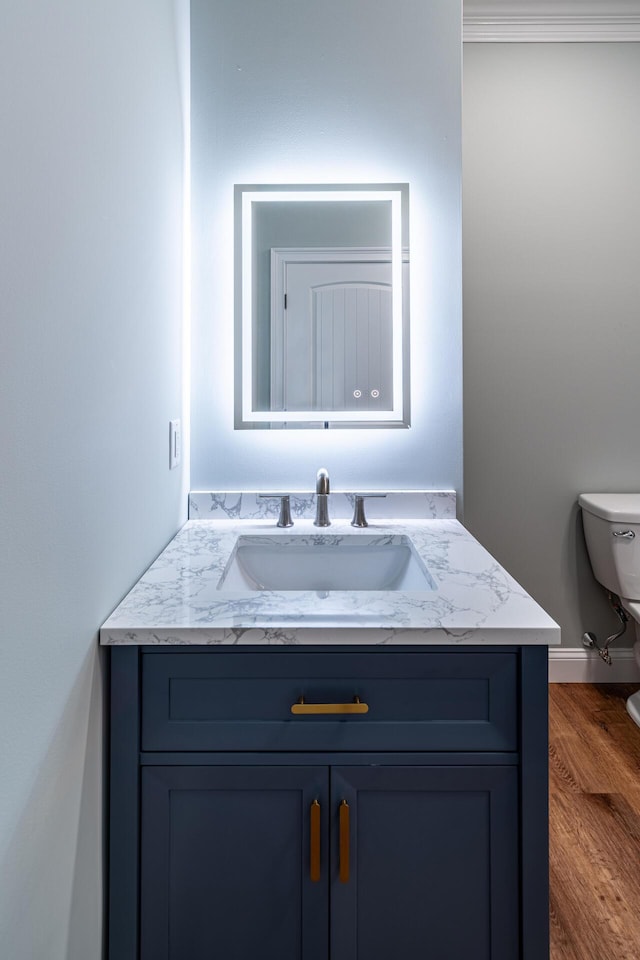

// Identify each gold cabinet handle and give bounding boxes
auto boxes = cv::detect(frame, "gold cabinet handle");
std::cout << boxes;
[310,800,321,882]
[291,696,369,715]
[339,800,350,883]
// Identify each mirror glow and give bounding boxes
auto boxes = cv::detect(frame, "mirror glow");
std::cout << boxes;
[236,184,409,429]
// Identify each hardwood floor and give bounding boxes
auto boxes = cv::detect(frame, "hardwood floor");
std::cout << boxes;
[549,684,640,960]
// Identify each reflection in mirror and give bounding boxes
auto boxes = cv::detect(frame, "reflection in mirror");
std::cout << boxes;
[234,184,410,429]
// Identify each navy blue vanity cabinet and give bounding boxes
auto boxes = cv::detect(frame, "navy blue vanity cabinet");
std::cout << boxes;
[108,646,549,960]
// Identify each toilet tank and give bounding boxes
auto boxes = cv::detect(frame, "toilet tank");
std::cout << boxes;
[579,493,640,601]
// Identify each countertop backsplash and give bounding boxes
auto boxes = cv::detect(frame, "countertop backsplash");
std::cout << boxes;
[188,490,457,522]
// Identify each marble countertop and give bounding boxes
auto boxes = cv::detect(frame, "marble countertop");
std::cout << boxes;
[100,517,560,646]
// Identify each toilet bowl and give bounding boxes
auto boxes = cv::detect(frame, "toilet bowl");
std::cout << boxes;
[578,493,640,730]
[622,600,640,726]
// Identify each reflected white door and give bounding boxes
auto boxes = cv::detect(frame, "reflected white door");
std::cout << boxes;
[273,260,393,413]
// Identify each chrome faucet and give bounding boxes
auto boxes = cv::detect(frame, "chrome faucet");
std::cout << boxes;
[314,467,331,527]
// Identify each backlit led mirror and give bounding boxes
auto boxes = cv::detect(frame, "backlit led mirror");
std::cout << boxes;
[234,183,410,429]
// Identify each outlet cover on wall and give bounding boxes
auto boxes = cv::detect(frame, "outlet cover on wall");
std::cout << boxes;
[169,419,181,469]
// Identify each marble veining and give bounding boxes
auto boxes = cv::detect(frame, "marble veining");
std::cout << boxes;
[100,516,559,646]
[188,490,456,521]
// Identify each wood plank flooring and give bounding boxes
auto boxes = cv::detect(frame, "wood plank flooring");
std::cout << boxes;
[549,684,640,960]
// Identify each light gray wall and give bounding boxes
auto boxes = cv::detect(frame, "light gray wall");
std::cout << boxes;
[0,2,188,957]
[190,0,462,495]
[463,42,640,648]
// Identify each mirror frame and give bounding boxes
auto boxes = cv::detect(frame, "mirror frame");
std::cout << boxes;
[234,183,410,430]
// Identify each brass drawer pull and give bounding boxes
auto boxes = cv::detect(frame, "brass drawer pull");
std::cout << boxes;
[291,696,369,716]
[339,800,350,883]
[310,799,321,882]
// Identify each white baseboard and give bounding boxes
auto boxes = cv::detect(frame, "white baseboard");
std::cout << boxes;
[549,647,640,683]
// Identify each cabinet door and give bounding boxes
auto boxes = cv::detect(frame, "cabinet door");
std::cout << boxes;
[141,766,328,960]
[331,765,520,960]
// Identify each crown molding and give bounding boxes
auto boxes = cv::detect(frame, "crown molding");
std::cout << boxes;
[463,1,640,42]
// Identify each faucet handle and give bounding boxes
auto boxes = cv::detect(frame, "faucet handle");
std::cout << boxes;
[351,494,387,528]
[258,494,294,528]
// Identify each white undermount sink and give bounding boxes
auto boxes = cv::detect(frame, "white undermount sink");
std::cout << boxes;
[217,534,435,592]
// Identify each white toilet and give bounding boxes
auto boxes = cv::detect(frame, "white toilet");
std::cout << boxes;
[579,493,640,728]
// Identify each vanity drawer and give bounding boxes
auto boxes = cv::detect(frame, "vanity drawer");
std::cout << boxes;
[141,650,518,752]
